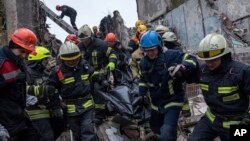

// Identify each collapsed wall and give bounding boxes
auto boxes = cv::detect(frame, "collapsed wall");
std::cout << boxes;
[0,0,61,56]
[136,0,250,56]
[99,10,130,48]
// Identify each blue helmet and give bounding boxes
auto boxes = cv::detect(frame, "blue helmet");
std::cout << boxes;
[140,30,163,50]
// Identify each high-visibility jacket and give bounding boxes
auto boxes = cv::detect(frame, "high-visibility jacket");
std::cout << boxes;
[78,37,117,71]
[200,59,250,127]
[25,61,50,120]
[139,49,198,113]
[46,59,94,116]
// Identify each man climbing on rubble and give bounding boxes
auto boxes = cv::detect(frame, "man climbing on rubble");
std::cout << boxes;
[46,42,97,141]
[139,30,198,141]
[0,27,40,140]
[162,31,192,117]
[77,24,117,125]
[188,33,250,141]
[25,46,55,141]
[56,5,78,30]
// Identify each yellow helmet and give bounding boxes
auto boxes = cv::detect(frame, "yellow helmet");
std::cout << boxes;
[28,46,51,61]
[135,20,144,28]
[137,25,147,34]
[197,33,230,60]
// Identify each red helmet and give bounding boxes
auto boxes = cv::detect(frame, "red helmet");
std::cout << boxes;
[56,5,61,11]
[65,34,80,44]
[10,27,37,53]
[105,33,117,42]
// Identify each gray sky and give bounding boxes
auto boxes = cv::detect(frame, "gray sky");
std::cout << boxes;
[41,0,138,41]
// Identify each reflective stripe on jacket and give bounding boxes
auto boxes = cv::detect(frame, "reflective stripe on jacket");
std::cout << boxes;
[200,60,250,118]
[139,49,198,113]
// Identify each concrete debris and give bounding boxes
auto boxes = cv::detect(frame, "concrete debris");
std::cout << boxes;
[220,13,233,30]
[99,10,130,48]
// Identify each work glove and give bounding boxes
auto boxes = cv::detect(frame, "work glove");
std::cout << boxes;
[0,124,10,141]
[106,62,115,71]
[26,94,38,107]
[50,107,63,118]
[168,64,186,80]
[45,58,56,72]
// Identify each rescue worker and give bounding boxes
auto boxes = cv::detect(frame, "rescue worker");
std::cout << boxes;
[155,25,170,37]
[128,20,145,52]
[188,33,250,141]
[130,24,148,80]
[46,42,97,141]
[77,24,117,125]
[65,34,80,44]
[25,46,54,141]
[139,30,198,141]
[92,26,104,40]
[162,31,191,117]
[162,31,181,50]
[105,32,131,84]
[0,27,40,140]
[56,5,78,30]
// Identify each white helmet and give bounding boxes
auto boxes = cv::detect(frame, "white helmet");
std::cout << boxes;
[59,41,80,60]
[162,31,177,42]
[197,33,230,61]
[77,24,92,40]
[155,25,169,34]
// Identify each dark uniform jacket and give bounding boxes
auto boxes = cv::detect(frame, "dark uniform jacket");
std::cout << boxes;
[25,61,51,120]
[59,5,77,19]
[78,37,117,71]
[200,59,250,119]
[46,59,94,116]
[0,46,29,135]
[139,49,198,113]
[112,42,130,70]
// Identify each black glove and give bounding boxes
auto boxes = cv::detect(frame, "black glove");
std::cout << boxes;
[50,107,63,118]
[241,111,250,125]
[143,96,151,106]
[133,77,139,84]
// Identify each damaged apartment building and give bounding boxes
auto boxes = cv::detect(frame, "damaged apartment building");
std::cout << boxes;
[136,0,250,139]
[136,0,250,63]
